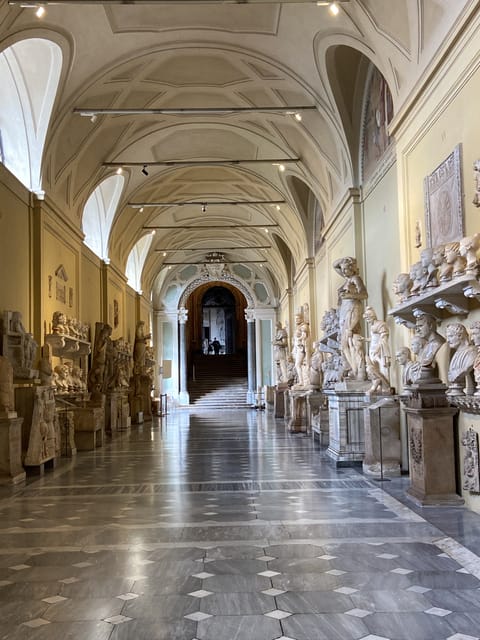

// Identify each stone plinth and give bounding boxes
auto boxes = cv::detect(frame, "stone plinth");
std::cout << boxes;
[403,384,464,506]
[118,392,130,431]
[57,408,76,457]
[129,374,152,423]
[287,389,308,433]
[307,391,329,446]
[15,385,57,472]
[105,391,119,436]
[274,385,288,418]
[0,415,26,484]
[326,387,369,466]
[72,405,104,451]
[363,396,401,477]
[264,385,275,412]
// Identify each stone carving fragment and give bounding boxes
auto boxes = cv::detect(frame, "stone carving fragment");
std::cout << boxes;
[461,427,480,492]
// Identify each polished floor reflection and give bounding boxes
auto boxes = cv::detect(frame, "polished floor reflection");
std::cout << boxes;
[1,409,480,640]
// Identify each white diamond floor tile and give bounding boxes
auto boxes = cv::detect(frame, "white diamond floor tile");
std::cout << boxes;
[345,608,372,618]
[262,588,286,596]
[447,635,480,640]
[326,569,346,576]
[390,568,413,575]
[258,570,280,577]
[335,587,358,595]
[193,572,214,579]
[425,607,452,617]
[42,595,68,604]
[22,619,50,628]
[318,555,337,560]
[406,585,431,594]
[264,609,292,620]
[59,577,80,584]
[376,554,398,559]
[257,556,276,562]
[9,564,31,571]
[184,612,212,622]
[116,593,139,601]
[104,615,133,625]
[188,590,213,598]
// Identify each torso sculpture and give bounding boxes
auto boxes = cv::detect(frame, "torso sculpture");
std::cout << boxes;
[292,309,310,388]
[272,322,288,384]
[363,306,391,393]
[333,257,367,380]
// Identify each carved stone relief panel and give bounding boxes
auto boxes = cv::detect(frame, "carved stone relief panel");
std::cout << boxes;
[461,427,480,493]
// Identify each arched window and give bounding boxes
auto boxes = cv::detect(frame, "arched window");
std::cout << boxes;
[126,233,153,293]
[82,175,124,261]
[0,38,62,193]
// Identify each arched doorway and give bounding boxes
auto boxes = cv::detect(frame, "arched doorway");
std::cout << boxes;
[201,286,236,355]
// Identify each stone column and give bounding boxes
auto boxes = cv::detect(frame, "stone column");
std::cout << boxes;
[245,309,256,405]
[178,307,189,406]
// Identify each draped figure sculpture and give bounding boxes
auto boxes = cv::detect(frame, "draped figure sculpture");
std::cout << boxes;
[333,257,368,380]
[272,321,288,384]
[133,321,152,375]
[292,307,310,388]
[363,306,391,393]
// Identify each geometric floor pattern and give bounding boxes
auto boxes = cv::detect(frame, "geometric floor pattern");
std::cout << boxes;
[1,409,480,640]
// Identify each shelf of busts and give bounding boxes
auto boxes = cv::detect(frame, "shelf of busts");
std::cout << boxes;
[388,273,480,328]
[448,395,480,415]
[45,333,91,358]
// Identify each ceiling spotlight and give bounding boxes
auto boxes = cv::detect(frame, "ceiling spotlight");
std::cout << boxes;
[116,167,123,175]
[276,205,281,211]
[139,207,144,213]
[329,2,340,15]
[201,203,207,213]
[35,5,46,18]
[294,112,302,122]
[151,230,156,236]
[264,228,269,234]
[142,165,149,176]
[163,252,167,257]
[278,164,286,172]
[90,114,97,124]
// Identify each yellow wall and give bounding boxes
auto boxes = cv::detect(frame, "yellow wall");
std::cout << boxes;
[0,166,32,329]
[393,19,480,510]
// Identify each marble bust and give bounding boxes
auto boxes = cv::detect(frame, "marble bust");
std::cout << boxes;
[414,313,445,382]
[445,323,477,395]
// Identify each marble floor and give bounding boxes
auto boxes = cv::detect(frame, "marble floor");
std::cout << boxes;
[1,409,480,640]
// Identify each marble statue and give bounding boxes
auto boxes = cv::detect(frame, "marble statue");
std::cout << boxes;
[88,322,113,395]
[438,241,466,282]
[409,261,425,295]
[460,233,480,275]
[395,347,415,389]
[392,272,413,303]
[473,159,480,208]
[272,321,289,384]
[470,321,480,396]
[309,341,324,389]
[52,311,67,334]
[363,306,391,390]
[0,355,15,414]
[333,256,367,380]
[414,312,445,382]
[419,247,440,289]
[445,323,477,395]
[292,306,310,388]
[133,321,151,375]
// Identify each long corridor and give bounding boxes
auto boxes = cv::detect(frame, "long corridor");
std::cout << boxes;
[1,410,480,640]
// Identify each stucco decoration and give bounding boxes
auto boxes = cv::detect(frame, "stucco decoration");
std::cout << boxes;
[179,272,255,308]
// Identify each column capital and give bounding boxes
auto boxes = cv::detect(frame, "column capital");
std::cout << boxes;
[245,308,255,323]
[178,307,188,324]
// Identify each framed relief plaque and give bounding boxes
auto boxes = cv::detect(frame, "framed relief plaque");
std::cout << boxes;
[424,144,464,248]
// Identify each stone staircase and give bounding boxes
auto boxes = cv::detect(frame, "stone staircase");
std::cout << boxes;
[188,354,250,409]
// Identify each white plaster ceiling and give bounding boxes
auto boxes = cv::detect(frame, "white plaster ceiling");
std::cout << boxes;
[0,0,475,298]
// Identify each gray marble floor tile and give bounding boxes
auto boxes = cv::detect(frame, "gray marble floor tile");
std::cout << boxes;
[1,620,114,640]
[271,572,340,592]
[43,597,124,622]
[423,588,480,612]
[203,573,271,593]
[109,618,197,640]
[444,612,480,637]
[197,614,281,640]
[282,612,369,640]
[122,594,198,620]
[350,589,431,612]
[276,590,354,613]
[200,592,273,615]
[363,612,456,640]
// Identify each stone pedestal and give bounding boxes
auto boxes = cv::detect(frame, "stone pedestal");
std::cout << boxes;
[56,408,76,457]
[264,385,275,412]
[307,391,329,446]
[0,415,26,484]
[287,389,308,433]
[118,392,130,430]
[403,384,464,506]
[105,391,119,437]
[129,374,152,423]
[326,384,369,466]
[72,405,104,451]
[15,385,57,472]
[363,395,401,477]
[274,387,286,418]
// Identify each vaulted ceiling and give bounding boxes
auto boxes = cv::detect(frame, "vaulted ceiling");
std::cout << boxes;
[0,0,473,299]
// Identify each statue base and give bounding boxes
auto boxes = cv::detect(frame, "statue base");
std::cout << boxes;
[274,386,287,418]
[71,404,104,451]
[287,389,308,433]
[307,391,329,446]
[362,396,401,478]
[403,384,464,506]
[0,416,26,484]
[325,389,368,466]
